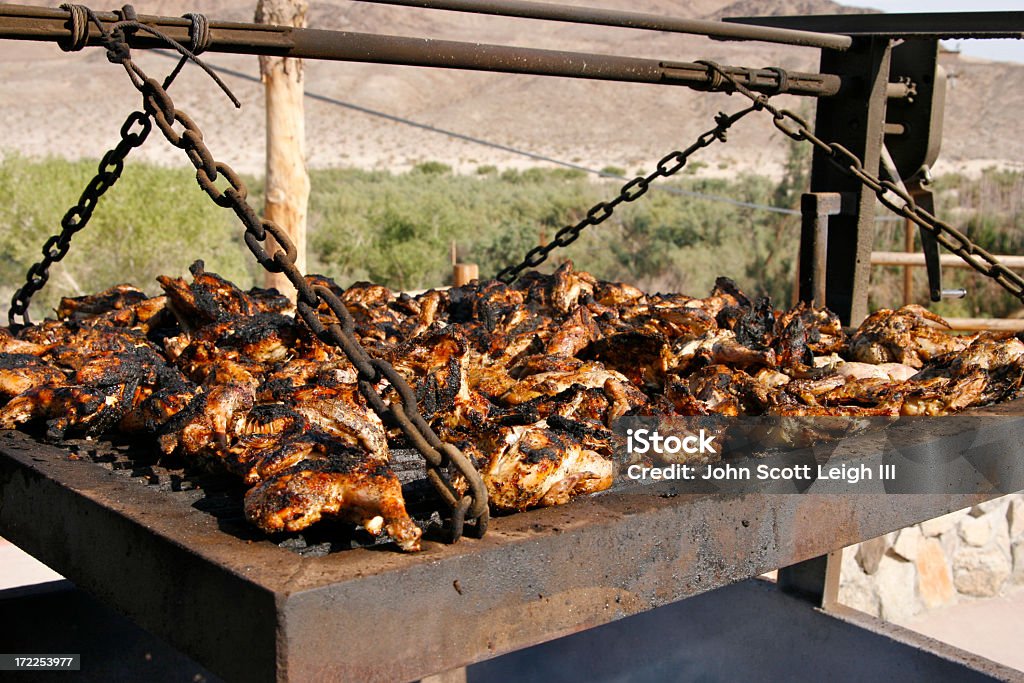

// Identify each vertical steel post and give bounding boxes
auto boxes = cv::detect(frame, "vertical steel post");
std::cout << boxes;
[806,37,893,325]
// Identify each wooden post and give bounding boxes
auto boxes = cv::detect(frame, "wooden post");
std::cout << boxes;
[256,0,310,300]
[452,263,479,287]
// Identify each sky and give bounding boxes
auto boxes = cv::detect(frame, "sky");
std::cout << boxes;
[857,0,1024,63]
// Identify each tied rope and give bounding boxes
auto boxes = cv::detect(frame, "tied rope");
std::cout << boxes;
[57,3,239,107]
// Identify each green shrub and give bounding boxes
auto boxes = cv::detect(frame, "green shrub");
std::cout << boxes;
[0,154,253,320]
[410,161,452,175]
[4,155,1022,319]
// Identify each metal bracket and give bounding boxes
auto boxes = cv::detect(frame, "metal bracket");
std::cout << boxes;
[913,184,967,301]
[881,145,966,303]
[885,39,946,186]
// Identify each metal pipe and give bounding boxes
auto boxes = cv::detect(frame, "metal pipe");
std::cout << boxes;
[725,11,1024,40]
[0,5,843,97]
[352,0,853,51]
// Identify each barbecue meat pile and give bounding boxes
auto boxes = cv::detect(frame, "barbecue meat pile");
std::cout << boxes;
[2,260,1023,551]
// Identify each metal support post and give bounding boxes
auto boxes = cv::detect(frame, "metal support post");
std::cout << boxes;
[807,37,893,325]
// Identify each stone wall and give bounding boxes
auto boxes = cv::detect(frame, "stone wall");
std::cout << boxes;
[838,493,1024,622]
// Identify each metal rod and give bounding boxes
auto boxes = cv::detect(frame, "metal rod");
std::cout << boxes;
[353,0,853,51]
[903,220,914,305]
[0,5,843,97]
[725,11,1024,40]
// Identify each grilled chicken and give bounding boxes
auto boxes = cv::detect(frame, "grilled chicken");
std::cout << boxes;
[849,305,969,368]
[3,258,1021,552]
[244,452,422,551]
[0,353,66,399]
[479,420,614,511]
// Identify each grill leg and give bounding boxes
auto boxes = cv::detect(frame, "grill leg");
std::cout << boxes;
[798,191,845,307]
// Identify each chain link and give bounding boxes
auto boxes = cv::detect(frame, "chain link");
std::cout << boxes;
[698,60,1024,305]
[15,6,488,542]
[494,104,761,283]
[7,5,220,327]
[130,73,488,541]
[7,110,153,327]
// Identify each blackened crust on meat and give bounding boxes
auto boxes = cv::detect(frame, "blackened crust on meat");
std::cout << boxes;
[0,353,55,370]
[724,296,776,350]
[519,429,566,465]
[545,414,607,440]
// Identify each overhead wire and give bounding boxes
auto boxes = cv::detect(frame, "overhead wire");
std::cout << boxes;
[151,50,901,221]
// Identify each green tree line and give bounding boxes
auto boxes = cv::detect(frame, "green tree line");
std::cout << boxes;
[1,153,1021,321]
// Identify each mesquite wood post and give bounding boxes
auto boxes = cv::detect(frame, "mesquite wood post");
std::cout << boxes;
[256,0,310,299]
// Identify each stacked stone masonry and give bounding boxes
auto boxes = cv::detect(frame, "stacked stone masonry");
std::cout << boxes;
[839,493,1024,622]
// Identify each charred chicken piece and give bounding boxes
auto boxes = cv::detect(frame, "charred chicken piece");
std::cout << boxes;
[158,261,264,330]
[545,306,602,358]
[581,332,672,390]
[673,329,777,372]
[0,354,66,400]
[500,358,647,412]
[901,335,1024,415]
[0,384,129,440]
[849,305,969,368]
[0,331,51,356]
[282,384,390,459]
[157,383,256,457]
[244,453,422,552]
[685,364,787,416]
[776,302,845,355]
[56,284,149,321]
[479,419,614,511]
[718,296,776,350]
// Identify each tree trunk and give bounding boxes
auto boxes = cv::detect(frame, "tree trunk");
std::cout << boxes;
[256,0,310,300]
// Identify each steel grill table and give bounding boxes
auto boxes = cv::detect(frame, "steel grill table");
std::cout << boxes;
[4,397,1024,681]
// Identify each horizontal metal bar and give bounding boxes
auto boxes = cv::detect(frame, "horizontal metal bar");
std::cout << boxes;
[353,0,852,50]
[0,5,842,97]
[726,12,1024,40]
[871,250,1024,269]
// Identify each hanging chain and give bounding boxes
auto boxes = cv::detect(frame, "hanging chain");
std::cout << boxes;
[7,111,152,327]
[494,103,761,283]
[7,5,219,328]
[697,60,1024,304]
[57,8,489,541]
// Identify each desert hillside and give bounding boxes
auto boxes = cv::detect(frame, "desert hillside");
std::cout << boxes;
[0,0,1021,176]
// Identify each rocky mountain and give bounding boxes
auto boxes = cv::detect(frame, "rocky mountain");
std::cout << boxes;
[0,0,1021,177]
